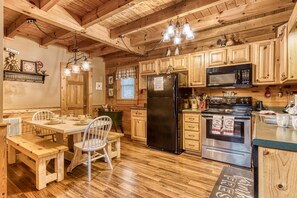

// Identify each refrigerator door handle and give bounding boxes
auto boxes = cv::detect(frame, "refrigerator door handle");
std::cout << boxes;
[173,75,177,118]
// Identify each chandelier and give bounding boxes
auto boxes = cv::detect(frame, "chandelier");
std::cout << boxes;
[162,18,194,45]
[64,34,91,77]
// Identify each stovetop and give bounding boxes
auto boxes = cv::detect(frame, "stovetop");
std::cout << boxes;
[202,96,253,116]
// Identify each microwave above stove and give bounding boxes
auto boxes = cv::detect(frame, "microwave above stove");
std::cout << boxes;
[206,64,252,88]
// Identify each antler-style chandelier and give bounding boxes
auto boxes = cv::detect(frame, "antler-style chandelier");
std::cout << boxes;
[64,34,91,77]
[162,18,194,45]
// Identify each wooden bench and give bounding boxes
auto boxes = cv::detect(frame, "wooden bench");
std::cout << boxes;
[6,134,68,190]
[106,132,124,159]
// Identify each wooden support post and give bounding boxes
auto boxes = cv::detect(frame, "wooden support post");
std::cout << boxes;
[36,158,46,190]
[7,145,16,164]
[55,152,64,182]
[0,124,8,198]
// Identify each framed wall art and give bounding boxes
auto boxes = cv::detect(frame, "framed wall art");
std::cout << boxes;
[108,88,114,98]
[107,74,114,87]
[21,60,37,73]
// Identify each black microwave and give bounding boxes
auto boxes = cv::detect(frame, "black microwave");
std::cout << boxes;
[206,64,252,88]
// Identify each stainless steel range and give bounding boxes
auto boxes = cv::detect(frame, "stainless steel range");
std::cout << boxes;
[201,96,252,168]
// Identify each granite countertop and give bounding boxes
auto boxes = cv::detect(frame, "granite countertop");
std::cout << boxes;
[181,109,202,113]
[130,106,147,110]
[253,114,297,151]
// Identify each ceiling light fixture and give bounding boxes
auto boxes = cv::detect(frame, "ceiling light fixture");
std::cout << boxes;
[64,33,91,77]
[162,18,194,45]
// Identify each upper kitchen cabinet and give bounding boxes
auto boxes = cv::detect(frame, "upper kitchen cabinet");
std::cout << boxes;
[189,52,205,87]
[278,23,288,83]
[158,57,172,73]
[208,44,250,67]
[171,55,189,71]
[139,60,158,75]
[288,23,297,82]
[208,49,227,66]
[253,40,276,85]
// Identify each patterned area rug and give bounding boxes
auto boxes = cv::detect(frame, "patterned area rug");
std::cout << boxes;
[210,166,254,198]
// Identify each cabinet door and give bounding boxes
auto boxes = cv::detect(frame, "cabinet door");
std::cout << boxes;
[208,49,227,66]
[139,60,157,75]
[228,44,250,64]
[279,24,288,82]
[131,117,147,142]
[189,52,205,87]
[158,57,172,73]
[253,40,275,84]
[288,25,297,80]
[258,147,297,198]
[172,55,188,71]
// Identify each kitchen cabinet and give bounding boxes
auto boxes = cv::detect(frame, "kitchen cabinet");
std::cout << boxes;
[278,23,288,82]
[131,109,147,142]
[189,52,205,87]
[183,113,201,153]
[139,60,158,75]
[172,55,189,71]
[288,24,297,81]
[253,40,276,84]
[158,57,172,73]
[258,147,297,198]
[208,44,250,67]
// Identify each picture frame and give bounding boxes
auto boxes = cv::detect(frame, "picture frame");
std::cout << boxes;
[108,88,114,98]
[20,60,37,73]
[107,74,114,87]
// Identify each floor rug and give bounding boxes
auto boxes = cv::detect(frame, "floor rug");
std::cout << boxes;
[210,166,254,198]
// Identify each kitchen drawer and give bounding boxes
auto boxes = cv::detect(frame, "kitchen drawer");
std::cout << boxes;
[184,131,200,140]
[131,110,146,117]
[184,139,200,151]
[184,122,199,131]
[184,114,200,123]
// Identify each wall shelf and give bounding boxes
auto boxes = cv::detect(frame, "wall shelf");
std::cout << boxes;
[3,70,48,84]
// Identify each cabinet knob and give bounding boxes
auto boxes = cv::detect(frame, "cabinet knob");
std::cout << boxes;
[263,150,269,155]
[224,61,227,64]
[267,74,269,77]
[256,79,259,82]
[230,61,233,64]
[291,76,294,78]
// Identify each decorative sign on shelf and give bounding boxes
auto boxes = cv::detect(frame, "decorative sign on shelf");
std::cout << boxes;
[4,52,20,71]
[20,60,37,73]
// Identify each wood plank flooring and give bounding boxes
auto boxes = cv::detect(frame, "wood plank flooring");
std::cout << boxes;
[7,136,227,198]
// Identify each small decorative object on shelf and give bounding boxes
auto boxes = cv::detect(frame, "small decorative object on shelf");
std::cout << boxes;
[36,61,44,72]
[4,52,20,71]
[21,60,37,73]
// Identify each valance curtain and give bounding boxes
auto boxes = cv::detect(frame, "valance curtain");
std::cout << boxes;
[116,67,137,80]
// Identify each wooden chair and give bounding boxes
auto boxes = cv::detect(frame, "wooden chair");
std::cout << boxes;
[74,116,113,182]
[32,110,56,141]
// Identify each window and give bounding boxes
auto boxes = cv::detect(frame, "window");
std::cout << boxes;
[120,77,135,99]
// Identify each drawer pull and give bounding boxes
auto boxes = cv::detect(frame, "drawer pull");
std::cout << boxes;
[188,126,195,128]
[188,144,195,147]
[188,135,195,137]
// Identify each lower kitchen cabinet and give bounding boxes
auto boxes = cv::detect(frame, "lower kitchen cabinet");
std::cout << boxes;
[258,147,297,198]
[131,109,147,142]
[183,113,201,153]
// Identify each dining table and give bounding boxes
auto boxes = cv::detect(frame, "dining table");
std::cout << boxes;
[25,118,93,172]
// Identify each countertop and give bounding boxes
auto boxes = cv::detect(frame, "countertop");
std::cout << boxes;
[130,106,147,110]
[181,109,202,113]
[253,114,297,151]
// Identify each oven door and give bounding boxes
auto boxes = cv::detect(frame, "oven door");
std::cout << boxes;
[201,114,251,153]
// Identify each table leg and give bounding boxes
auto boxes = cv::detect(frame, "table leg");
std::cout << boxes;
[56,133,64,145]
[67,133,87,172]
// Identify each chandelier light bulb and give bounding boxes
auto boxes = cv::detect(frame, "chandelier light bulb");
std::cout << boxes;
[72,64,80,74]
[64,67,71,77]
[166,23,175,37]
[162,33,171,42]
[186,30,195,41]
[81,60,90,71]
[173,34,181,45]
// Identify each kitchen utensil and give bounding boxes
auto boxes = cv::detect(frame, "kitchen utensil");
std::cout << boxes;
[276,113,290,127]
[190,99,198,109]
[183,99,189,109]
[265,87,271,98]
[255,101,264,111]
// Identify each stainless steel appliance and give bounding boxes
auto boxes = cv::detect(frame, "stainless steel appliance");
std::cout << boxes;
[147,73,192,153]
[201,96,252,167]
[206,64,252,88]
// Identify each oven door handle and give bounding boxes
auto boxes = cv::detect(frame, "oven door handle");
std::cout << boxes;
[202,115,251,121]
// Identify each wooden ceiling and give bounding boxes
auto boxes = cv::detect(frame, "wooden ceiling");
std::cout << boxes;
[2,0,296,59]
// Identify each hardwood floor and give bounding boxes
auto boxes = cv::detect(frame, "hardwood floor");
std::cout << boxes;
[7,136,227,198]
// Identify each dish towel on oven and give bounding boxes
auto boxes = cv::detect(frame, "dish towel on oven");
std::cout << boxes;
[212,115,222,134]
[223,116,235,135]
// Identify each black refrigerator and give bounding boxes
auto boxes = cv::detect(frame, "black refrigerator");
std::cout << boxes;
[147,73,192,154]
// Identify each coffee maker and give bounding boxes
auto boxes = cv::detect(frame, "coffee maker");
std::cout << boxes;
[255,101,264,111]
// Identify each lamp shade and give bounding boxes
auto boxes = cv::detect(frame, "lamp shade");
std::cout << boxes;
[81,60,90,71]
[64,67,71,77]
[166,23,175,37]
[173,34,181,45]
[186,30,194,40]
[72,64,80,73]
[183,22,191,35]
[162,33,171,42]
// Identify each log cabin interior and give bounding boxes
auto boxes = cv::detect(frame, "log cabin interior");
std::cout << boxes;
[1,0,297,197]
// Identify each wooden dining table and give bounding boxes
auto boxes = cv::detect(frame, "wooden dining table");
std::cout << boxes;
[25,119,92,172]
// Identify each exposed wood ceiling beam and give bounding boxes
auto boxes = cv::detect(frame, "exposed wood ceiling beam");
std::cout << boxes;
[40,0,61,11]
[89,46,120,57]
[110,0,225,39]
[41,29,72,46]
[68,39,104,52]
[82,0,143,28]
[6,14,30,38]
[288,1,297,32]
[4,0,144,55]
[131,0,294,46]
[144,10,290,51]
